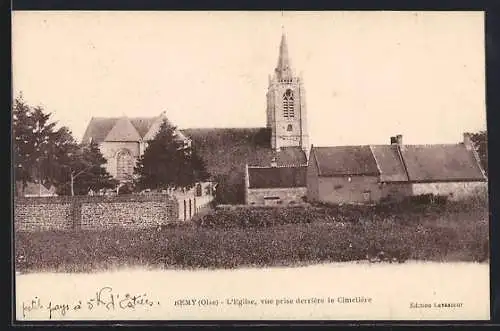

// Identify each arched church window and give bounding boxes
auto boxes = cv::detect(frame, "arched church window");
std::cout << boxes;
[287,124,293,131]
[116,149,134,181]
[283,89,295,119]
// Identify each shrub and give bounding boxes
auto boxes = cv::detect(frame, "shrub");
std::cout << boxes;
[15,202,489,273]
[15,195,489,272]
[193,206,322,228]
[213,171,245,205]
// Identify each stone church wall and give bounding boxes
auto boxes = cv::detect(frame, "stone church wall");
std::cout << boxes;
[14,195,178,232]
[98,141,140,178]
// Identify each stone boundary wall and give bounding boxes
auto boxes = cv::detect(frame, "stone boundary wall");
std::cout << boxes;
[14,194,179,232]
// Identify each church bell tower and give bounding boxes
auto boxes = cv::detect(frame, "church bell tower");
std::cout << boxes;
[266,32,309,156]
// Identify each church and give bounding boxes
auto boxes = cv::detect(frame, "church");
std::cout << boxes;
[82,32,487,205]
[82,33,309,195]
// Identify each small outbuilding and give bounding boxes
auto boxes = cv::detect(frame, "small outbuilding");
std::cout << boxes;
[307,133,487,205]
[245,164,307,206]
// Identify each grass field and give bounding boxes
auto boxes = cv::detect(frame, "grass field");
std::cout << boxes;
[15,199,489,273]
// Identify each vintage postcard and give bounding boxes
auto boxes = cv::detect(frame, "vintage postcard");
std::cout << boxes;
[12,11,489,321]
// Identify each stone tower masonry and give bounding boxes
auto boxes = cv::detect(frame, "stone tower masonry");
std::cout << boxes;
[266,32,309,157]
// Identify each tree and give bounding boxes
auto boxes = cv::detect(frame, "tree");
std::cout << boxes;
[134,120,210,191]
[13,95,60,195]
[43,126,79,188]
[13,94,116,196]
[213,168,245,205]
[470,130,488,175]
[13,95,35,189]
[56,141,118,196]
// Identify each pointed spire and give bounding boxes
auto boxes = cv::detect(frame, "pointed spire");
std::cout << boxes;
[275,31,293,81]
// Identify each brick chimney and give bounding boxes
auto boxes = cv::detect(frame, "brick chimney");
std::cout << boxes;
[463,132,473,150]
[390,134,403,145]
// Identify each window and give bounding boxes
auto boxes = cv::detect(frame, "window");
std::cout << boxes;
[196,183,202,197]
[287,124,293,131]
[264,196,281,206]
[283,89,295,118]
[116,149,134,181]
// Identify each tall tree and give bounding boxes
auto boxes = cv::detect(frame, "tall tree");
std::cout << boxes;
[13,95,59,194]
[134,120,210,190]
[13,95,34,189]
[470,130,488,175]
[13,94,116,196]
[42,126,79,187]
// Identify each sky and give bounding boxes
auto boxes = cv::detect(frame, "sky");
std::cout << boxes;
[12,11,486,146]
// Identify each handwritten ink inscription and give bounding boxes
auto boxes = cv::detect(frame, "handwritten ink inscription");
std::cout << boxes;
[21,286,161,319]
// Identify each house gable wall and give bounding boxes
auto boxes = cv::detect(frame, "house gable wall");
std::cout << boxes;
[317,175,381,204]
[380,182,413,201]
[247,187,307,206]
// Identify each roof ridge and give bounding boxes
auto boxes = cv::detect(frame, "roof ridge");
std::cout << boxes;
[312,148,322,176]
[369,145,382,177]
[467,144,488,180]
[181,127,267,130]
[248,164,307,169]
[314,144,372,149]
[92,116,119,120]
[403,143,462,147]
[394,144,410,181]
[104,116,141,142]
[314,143,466,149]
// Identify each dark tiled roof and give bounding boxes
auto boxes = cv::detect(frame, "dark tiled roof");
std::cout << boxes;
[370,145,408,182]
[130,117,158,137]
[272,146,308,166]
[180,128,306,177]
[400,144,486,182]
[82,116,162,143]
[82,121,306,179]
[311,146,380,177]
[81,118,118,144]
[104,117,142,142]
[248,166,307,189]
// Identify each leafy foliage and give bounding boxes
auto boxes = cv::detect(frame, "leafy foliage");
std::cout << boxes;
[213,169,245,205]
[134,120,209,191]
[56,142,118,195]
[15,202,489,272]
[13,96,59,189]
[13,94,116,195]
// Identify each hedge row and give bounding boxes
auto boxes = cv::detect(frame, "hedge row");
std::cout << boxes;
[192,198,488,229]
[15,209,489,273]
